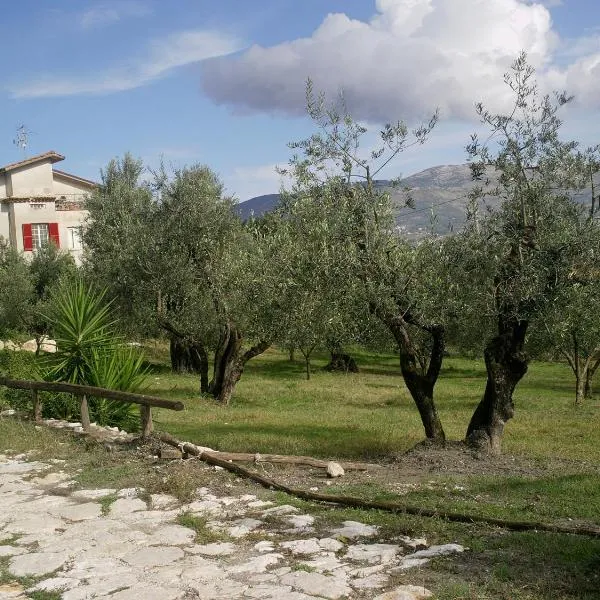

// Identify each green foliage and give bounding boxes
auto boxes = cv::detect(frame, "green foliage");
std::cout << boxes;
[0,350,38,410]
[43,280,147,429]
[0,243,33,339]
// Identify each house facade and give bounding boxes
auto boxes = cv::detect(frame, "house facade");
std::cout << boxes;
[0,151,96,263]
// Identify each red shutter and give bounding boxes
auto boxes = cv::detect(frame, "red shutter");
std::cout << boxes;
[22,224,33,251]
[49,223,60,248]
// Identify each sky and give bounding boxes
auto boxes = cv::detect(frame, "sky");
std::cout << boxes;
[1,0,599,201]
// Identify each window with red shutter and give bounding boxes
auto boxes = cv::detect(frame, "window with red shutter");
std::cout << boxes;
[22,224,33,251]
[48,223,60,248]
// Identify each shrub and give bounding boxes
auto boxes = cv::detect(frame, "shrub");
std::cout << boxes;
[42,281,148,430]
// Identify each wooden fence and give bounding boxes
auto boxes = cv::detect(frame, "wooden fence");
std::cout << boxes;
[0,376,184,438]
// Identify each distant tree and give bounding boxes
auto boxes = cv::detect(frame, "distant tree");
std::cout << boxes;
[28,243,78,353]
[0,241,32,339]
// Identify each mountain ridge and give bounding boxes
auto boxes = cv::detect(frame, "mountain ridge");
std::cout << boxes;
[237,163,598,235]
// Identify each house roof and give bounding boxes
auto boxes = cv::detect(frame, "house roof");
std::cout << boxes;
[53,169,98,188]
[0,151,65,173]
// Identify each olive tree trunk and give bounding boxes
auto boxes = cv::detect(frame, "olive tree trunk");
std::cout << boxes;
[373,305,446,442]
[208,323,270,405]
[466,318,528,454]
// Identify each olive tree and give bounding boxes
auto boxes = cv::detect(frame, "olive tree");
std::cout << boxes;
[280,83,447,441]
[461,52,596,452]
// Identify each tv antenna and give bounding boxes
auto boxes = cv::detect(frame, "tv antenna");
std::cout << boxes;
[13,125,32,156]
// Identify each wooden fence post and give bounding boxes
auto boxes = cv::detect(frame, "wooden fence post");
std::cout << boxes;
[140,405,153,438]
[79,394,91,431]
[32,389,42,423]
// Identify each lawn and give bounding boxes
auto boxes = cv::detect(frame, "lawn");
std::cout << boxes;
[145,345,600,463]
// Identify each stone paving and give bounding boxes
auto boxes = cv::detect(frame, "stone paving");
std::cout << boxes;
[0,454,465,599]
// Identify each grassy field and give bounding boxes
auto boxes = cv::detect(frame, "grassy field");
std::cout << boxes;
[1,346,599,599]
[145,346,600,462]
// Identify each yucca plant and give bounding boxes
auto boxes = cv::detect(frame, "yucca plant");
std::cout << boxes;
[43,280,147,430]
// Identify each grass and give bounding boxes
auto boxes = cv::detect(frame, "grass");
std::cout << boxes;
[176,512,230,544]
[1,344,599,600]
[146,346,599,462]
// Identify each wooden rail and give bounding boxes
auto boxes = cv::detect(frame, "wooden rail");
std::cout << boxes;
[0,376,184,438]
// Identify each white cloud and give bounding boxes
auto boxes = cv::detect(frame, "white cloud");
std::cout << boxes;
[79,2,151,29]
[201,0,599,122]
[9,30,242,98]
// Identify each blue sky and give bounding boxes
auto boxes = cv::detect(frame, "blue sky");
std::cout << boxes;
[1,0,599,200]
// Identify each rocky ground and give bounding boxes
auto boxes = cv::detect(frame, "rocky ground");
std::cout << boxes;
[0,452,465,600]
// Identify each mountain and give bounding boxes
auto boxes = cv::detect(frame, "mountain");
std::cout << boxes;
[236,164,599,235]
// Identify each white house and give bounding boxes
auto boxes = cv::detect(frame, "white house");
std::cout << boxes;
[0,151,95,263]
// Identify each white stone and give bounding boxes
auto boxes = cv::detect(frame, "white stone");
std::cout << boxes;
[9,551,70,577]
[326,462,345,478]
[409,543,465,558]
[187,542,236,556]
[344,543,401,564]
[146,524,196,546]
[227,518,263,538]
[393,557,431,571]
[280,538,323,555]
[109,497,147,515]
[331,520,379,539]
[261,504,300,516]
[71,488,116,500]
[254,540,276,553]
[123,545,185,568]
[53,502,103,522]
[279,571,351,600]
[0,546,27,557]
[301,552,347,573]
[227,552,283,573]
[150,493,179,509]
[373,585,434,600]
[319,538,345,552]
[248,500,273,508]
[285,514,315,531]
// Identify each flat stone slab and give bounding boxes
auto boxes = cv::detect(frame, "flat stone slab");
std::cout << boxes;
[345,543,401,564]
[187,542,236,556]
[71,488,116,500]
[53,501,103,522]
[280,538,323,555]
[123,545,185,568]
[331,520,379,539]
[109,497,148,515]
[0,545,27,557]
[9,551,70,577]
[280,571,352,600]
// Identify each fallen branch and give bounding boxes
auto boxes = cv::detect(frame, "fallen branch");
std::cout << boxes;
[158,432,600,539]
[158,432,380,471]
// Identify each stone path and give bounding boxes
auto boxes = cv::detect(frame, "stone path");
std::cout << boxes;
[0,454,465,599]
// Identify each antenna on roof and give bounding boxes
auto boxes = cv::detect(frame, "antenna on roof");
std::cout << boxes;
[13,124,31,157]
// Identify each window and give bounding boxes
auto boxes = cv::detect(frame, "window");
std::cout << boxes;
[68,226,82,250]
[22,223,60,251]
[31,224,49,250]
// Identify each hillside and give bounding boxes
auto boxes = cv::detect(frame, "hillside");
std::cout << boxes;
[237,164,599,235]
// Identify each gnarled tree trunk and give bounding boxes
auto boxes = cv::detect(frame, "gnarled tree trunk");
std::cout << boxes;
[466,318,528,454]
[373,305,446,442]
[208,323,270,405]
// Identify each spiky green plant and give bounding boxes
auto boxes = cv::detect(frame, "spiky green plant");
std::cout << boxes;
[42,280,147,430]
